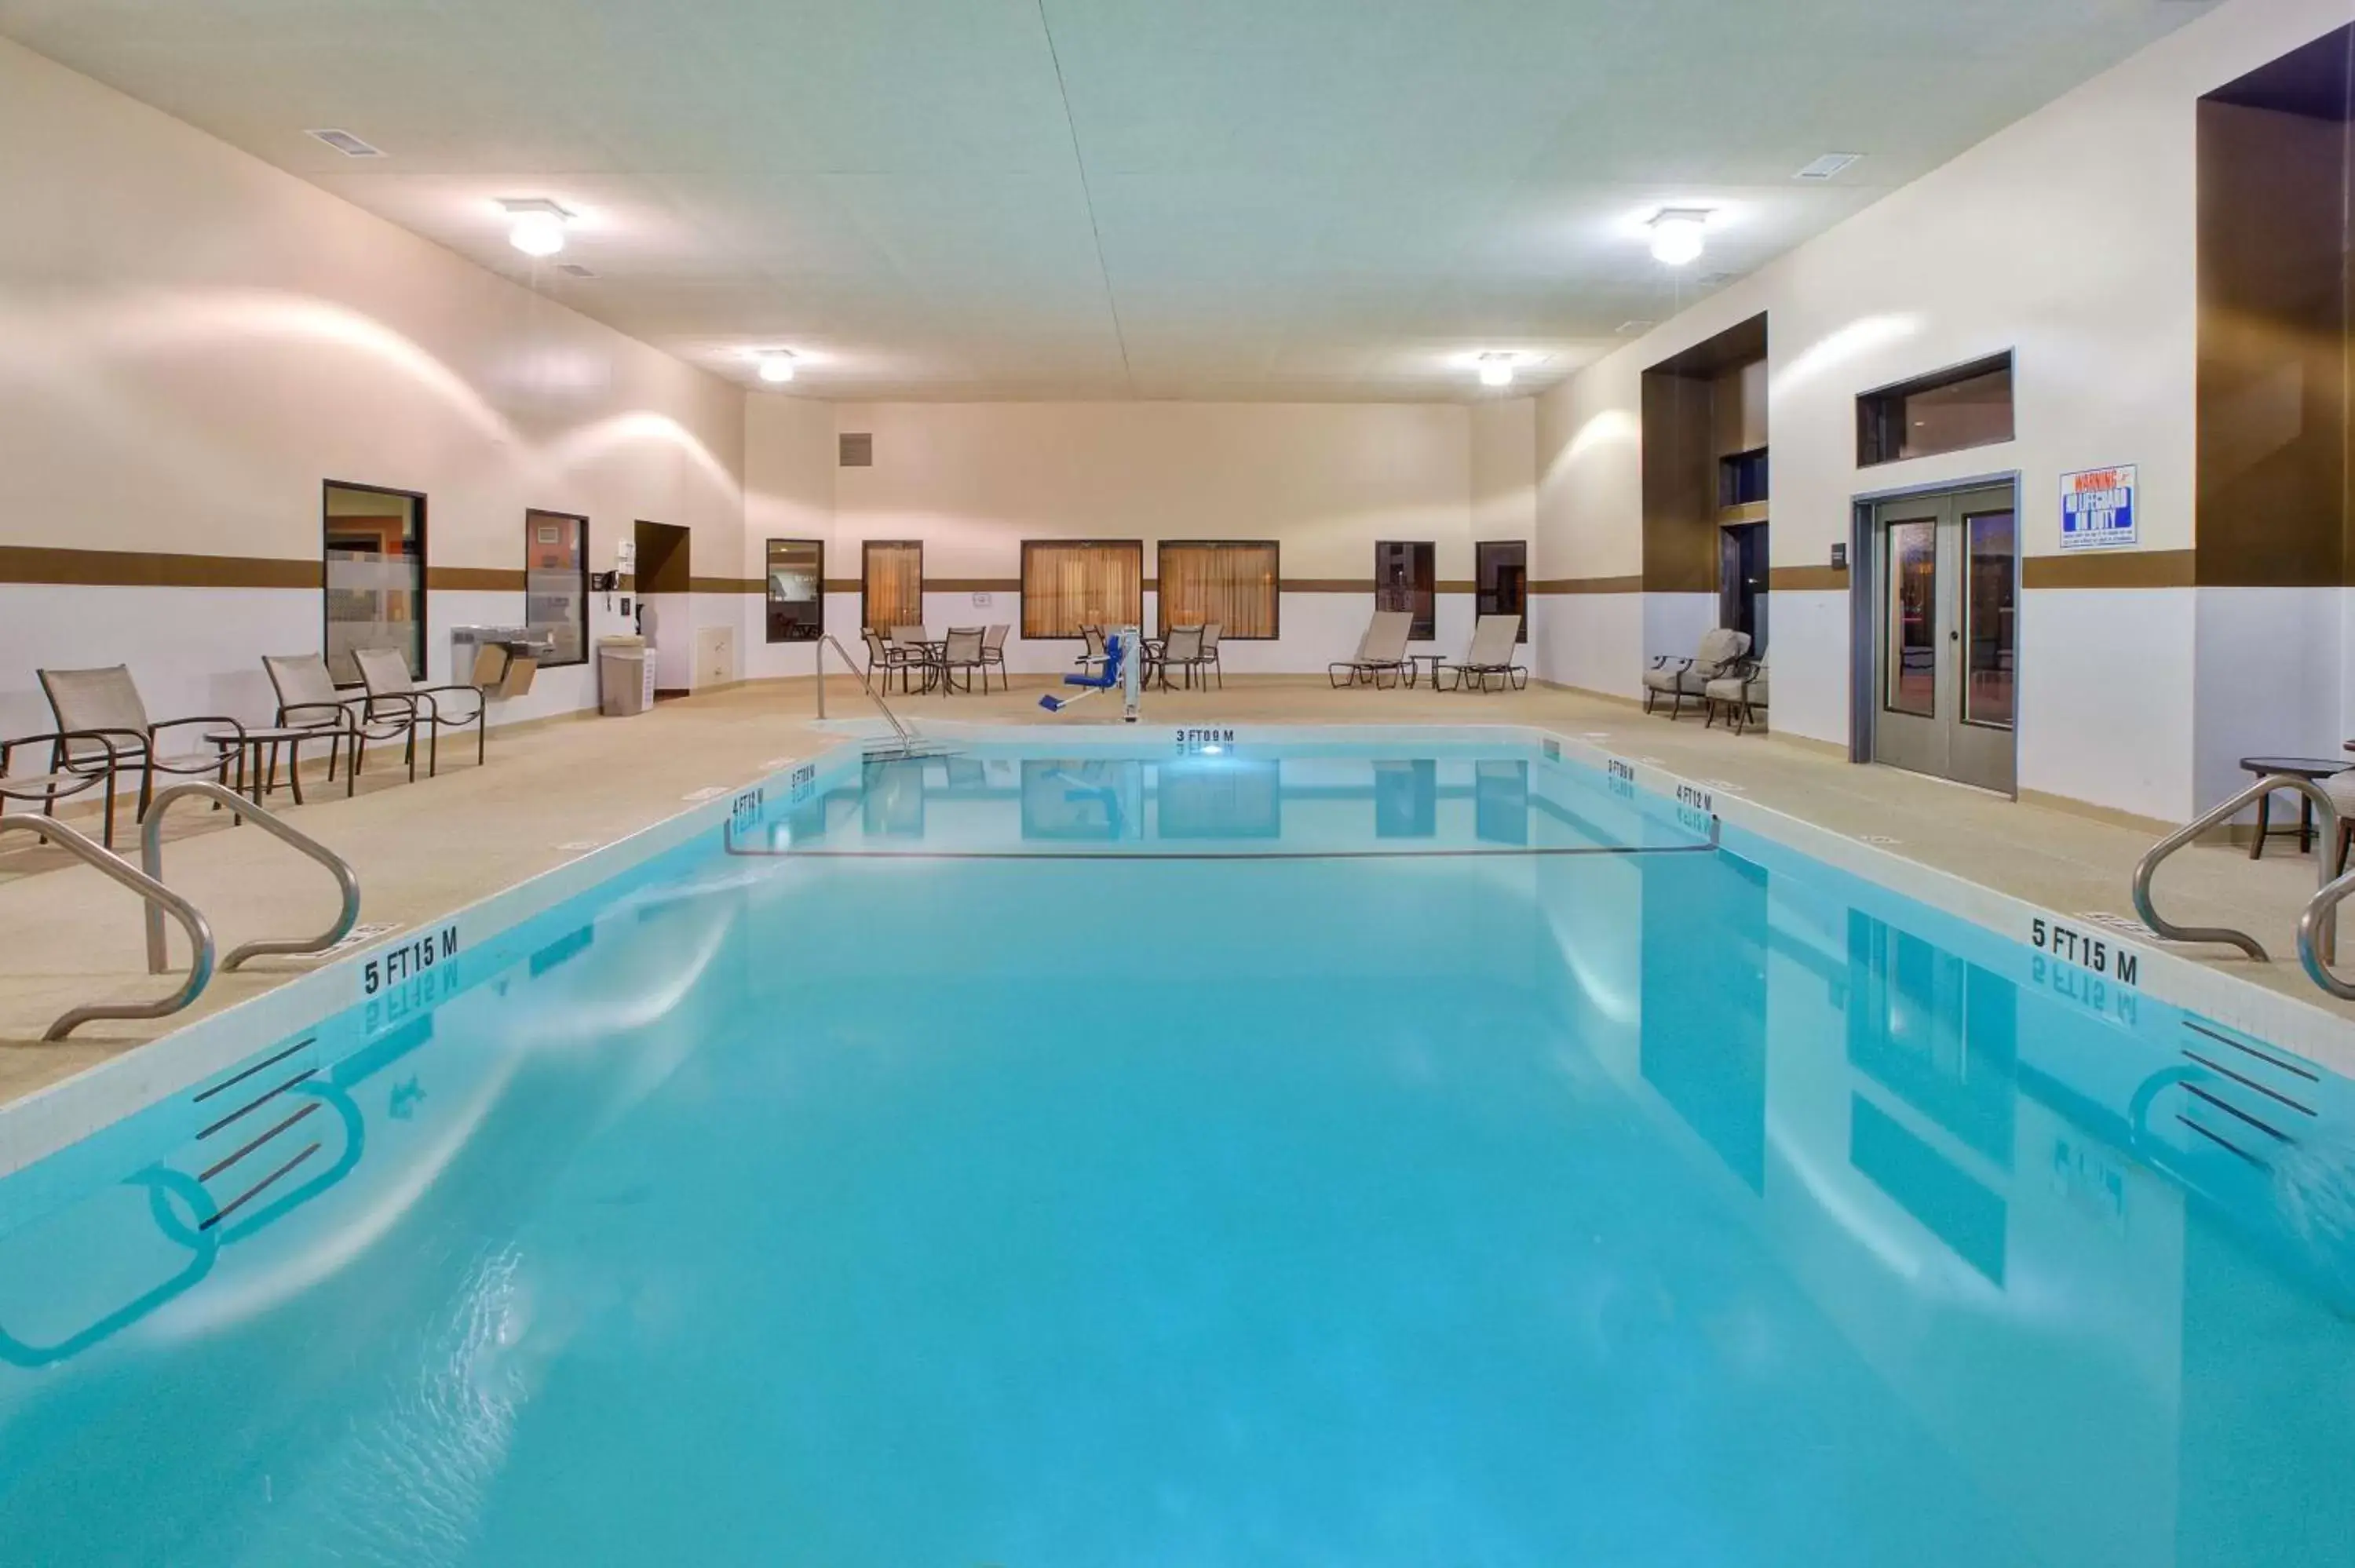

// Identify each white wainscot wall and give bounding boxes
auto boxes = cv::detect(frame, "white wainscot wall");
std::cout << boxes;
[2192,586,2349,814]
[0,584,314,738]
[1530,593,1641,698]
[2019,587,2196,820]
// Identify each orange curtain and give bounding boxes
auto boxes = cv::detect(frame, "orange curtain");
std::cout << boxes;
[1023,542,1142,637]
[863,541,922,631]
[1158,542,1277,638]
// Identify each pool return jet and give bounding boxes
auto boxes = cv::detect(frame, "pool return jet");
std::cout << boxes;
[1039,623,1143,722]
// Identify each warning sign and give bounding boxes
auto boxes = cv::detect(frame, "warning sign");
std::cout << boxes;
[2060,465,2138,552]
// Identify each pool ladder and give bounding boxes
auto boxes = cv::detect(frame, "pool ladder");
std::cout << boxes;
[0,782,360,1040]
[812,633,941,759]
[2133,772,2355,997]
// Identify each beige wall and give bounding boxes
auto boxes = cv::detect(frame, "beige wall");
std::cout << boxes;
[820,399,1495,582]
[0,34,747,731]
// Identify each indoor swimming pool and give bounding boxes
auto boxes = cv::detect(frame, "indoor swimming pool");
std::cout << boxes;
[2,734,2352,1566]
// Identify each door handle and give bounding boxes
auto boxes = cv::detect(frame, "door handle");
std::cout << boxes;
[1948,630,1959,642]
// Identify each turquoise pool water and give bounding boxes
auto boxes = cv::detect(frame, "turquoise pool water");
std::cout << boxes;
[2,739,2352,1566]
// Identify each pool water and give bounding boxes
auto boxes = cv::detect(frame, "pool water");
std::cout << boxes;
[3,741,2353,1567]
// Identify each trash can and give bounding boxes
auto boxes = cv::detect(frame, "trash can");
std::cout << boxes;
[597,636,650,717]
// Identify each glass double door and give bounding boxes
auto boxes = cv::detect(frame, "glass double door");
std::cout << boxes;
[1871,484,2017,793]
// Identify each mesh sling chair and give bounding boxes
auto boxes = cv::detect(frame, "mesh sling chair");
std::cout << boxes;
[353,647,485,775]
[937,627,989,694]
[1438,614,1529,692]
[1196,622,1224,688]
[1154,625,1206,691]
[1328,610,1413,688]
[263,653,418,789]
[889,625,940,693]
[37,665,243,848]
[864,629,922,695]
[1644,628,1751,719]
[980,624,1011,691]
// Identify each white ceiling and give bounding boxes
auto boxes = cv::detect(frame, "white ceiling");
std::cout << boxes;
[0,0,2217,401]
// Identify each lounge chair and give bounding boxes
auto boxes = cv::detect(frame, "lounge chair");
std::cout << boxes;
[1643,629,1751,719]
[1703,657,1768,734]
[1328,610,1413,688]
[37,665,243,846]
[264,652,416,788]
[353,647,485,775]
[1437,614,1528,692]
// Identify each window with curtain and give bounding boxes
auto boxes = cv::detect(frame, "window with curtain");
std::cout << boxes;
[1157,542,1279,639]
[525,509,588,666]
[1375,541,1436,640]
[862,540,923,633]
[323,480,425,682]
[1022,539,1142,638]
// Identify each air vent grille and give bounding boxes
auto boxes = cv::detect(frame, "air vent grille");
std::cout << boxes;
[1795,151,1861,181]
[839,432,873,468]
[1616,319,1656,335]
[305,129,384,158]
[556,261,597,278]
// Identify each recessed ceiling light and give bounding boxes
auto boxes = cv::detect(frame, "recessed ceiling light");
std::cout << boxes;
[500,199,571,257]
[1477,352,1515,388]
[1648,209,1711,267]
[305,128,383,158]
[1795,151,1863,181]
[755,350,798,384]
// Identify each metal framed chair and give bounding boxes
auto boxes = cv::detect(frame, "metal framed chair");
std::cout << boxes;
[352,647,485,775]
[1196,622,1224,688]
[0,729,133,844]
[1156,625,1206,690]
[264,653,417,788]
[1703,656,1769,734]
[1438,614,1529,693]
[980,624,1011,691]
[1328,611,1412,688]
[1644,628,1750,719]
[889,625,940,693]
[37,665,243,846]
[938,627,988,694]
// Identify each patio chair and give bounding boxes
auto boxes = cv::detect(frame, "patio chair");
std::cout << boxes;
[864,629,922,695]
[890,625,940,693]
[264,652,417,788]
[938,626,988,694]
[1437,614,1528,692]
[1643,628,1751,720]
[980,624,1011,691]
[37,665,243,847]
[1156,625,1206,691]
[353,647,485,775]
[1328,610,1412,688]
[1196,622,1225,689]
[1703,656,1768,735]
[0,727,133,844]
[1077,625,1109,673]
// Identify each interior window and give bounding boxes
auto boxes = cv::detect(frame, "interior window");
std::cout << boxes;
[1375,541,1436,640]
[766,538,825,643]
[863,540,923,633]
[526,509,588,666]
[323,481,425,682]
[1157,541,1279,639]
[1024,540,1143,637]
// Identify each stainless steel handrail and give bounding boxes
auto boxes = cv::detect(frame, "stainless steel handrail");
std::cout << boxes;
[813,633,918,753]
[0,815,215,1040]
[2132,773,2339,963]
[141,782,360,972]
[2300,868,2355,997]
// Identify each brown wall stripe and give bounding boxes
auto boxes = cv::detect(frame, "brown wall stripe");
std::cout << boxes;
[1530,575,1644,595]
[2023,549,2196,589]
[686,575,765,594]
[1769,566,1849,591]
[427,566,528,592]
[925,578,1024,593]
[1280,578,1375,593]
[0,545,318,589]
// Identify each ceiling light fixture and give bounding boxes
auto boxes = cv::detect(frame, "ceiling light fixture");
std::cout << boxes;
[755,350,798,384]
[1477,352,1516,388]
[1648,208,1711,267]
[501,199,571,257]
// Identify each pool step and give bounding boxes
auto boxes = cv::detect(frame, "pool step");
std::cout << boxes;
[2172,1016,2319,1169]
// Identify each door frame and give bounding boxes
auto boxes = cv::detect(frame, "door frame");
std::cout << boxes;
[1846,469,2022,794]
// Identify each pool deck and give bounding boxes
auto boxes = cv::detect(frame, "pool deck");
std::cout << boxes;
[2,673,2348,1106]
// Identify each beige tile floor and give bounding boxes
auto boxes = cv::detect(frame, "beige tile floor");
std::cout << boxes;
[0,672,2344,1105]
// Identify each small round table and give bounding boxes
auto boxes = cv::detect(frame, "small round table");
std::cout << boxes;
[209,726,346,807]
[2238,756,2346,859]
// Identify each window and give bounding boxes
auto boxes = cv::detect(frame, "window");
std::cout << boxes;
[323,480,424,682]
[1375,542,1436,640]
[1023,540,1143,638]
[765,539,825,643]
[862,539,922,633]
[525,510,588,666]
[1157,541,1278,639]
[1858,354,2014,467]
[1475,540,1527,642]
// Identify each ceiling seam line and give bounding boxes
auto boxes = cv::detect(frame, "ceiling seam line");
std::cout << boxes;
[1033,0,1134,393]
